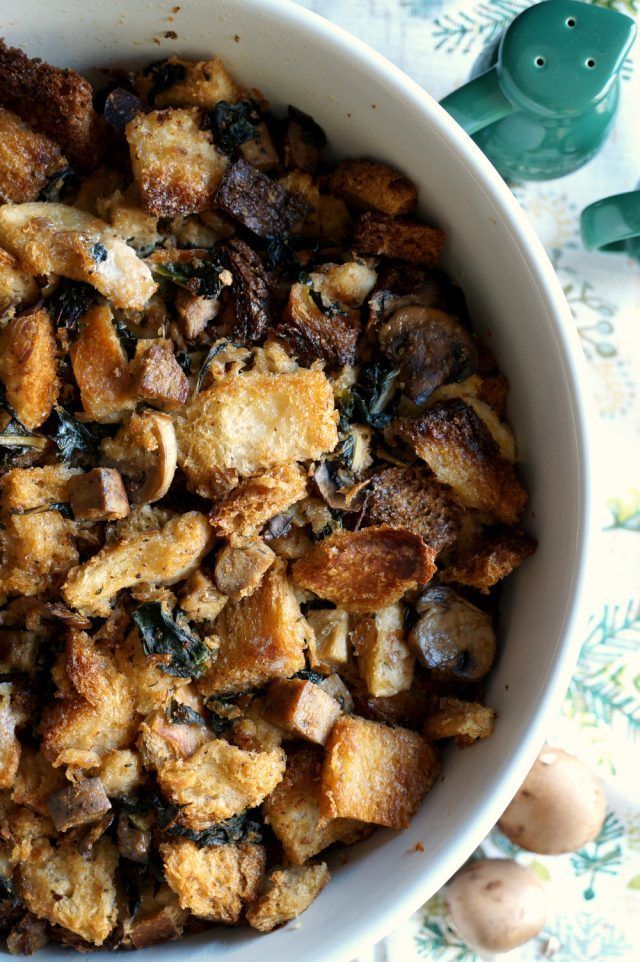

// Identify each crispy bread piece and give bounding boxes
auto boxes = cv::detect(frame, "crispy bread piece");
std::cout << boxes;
[0,246,38,313]
[427,376,516,461]
[261,678,341,745]
[442,524,536,592]
[11,746,66,816]
[423,697,495,747]
[246,863,330,933]
[0,106,65,203]
[0,307,59,430]
[292,526,436,613]
[69,305,134,424]
[174,368,338,497]
[351,603,414,698]
[136,56,243,109]
[62,511,212,617]
[0,683,21,790]
[161,839,265,922]
[263,746,363,864]
[354,211,445,267]
[131,338,189,412]
[98,749,145,798]
[395,399,527,524]
[210,463,308,537]
[15,837,118,945]
[328,159,417,215]
[364,467,463,554]
[96,184,162,254]
[0,203,156,310]
[320,715,439,828]
[157,739,286,829]
[126,108,228,216]
[197,561,307,696]
[126,883,188,950]
[215,159,313,238]
[279,282,360,367]
[0,39,105,166]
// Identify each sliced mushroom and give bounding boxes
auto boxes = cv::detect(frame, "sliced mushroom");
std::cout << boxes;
[313,460,371,512]
[408,586,495,681]
[214,537,276,600]
[368,272,468,329]
[46,776,112,832]
[117,812,152,864]
[101,410,177,504]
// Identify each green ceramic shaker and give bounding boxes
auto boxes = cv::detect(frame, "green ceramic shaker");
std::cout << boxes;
[581,190,640,260]
[440,0,636,181]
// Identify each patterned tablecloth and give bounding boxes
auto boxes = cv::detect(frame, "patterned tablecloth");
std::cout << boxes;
[294,1,640,959]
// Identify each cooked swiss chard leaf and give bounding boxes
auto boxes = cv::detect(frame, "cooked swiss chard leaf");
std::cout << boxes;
[167,700,207,727]
[293,669,324,685]
[132,602,212,679]
[43,406,106,462]
[152,256,225,299]
[165,811,263,847]
[47,280,96,330]
[9,502,72,518]
[338,362,401,430]
[207,99,262,155]
[91,242,108,263]
[113,318,139,359]
[142,59,187,105]
[38,166,80,203]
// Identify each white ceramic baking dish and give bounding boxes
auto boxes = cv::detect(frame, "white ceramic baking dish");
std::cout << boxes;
[2,1,594,959]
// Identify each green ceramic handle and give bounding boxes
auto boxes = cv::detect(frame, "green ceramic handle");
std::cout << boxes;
[440,66,515,136]
[581,190,640,253]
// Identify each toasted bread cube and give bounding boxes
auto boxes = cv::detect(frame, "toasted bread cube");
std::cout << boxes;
[161,839,265,922]
[179,570,227,622]
[69,468,130,522]
[279,282,360,367]
[263,746,363,864]
[0,38,105,166]
[0,106,65,203]
[175,368,338,497]
[442,524,536,592]
[262,678,341,746]
[423,697,495,747]
[210,463,308,537]
[98,749,145,798]
[69,304,135,423]
[352,604,414,698]
[329,159,417,215]
[231,697,285,753]
[136,56,243,109]
[353,211,445,266]
[127,883,188,949]
[157,739,286,830]
[428,377,516,461]
[11,745,66,815]
[246,863,330,933]
[131,338,189,412]
[0,203,157,311]
[214,538,276,600]
[395,399,527,524]
[0,630,40,674]
[96,184,161,254]
[62,511,213,617]
[307,608,350,670]
[364,467,463,555]
[126,108,228,217]
[197,561,307,696]
[293,526,436,613]
[15,837,118,945]
[0,247,38,314]
[0,307,59,430]
[321,715,439,828]
[0,683,21,790]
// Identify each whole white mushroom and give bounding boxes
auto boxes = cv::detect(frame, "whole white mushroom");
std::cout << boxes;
[498,745,606,854]
[446,858,546,953]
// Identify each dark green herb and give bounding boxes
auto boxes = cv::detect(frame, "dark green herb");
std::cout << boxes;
[338,362,401,430]
[208,99,262,155]
[44,406,104,461]
[91,242,108,263]
[195,339,230,394]
[9,502,72,519]
[152,256,224,299]
[309,288,348,318]
[165,812,263,847]
[113,318,139,359]
[38,166,80,203]
[47,280,95,330]
[132,602,212,679]
[293,669,324,685]
[142,59,187,105]
[166,700,207,727]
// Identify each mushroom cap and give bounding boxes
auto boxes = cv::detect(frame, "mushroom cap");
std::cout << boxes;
[408,586,495,681]
[446,858,546,953]
[498,745,606,854]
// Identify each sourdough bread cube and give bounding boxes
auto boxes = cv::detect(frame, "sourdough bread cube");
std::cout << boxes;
[136,56,244,109]
[0,106,65,203]
[351,603,414,698]
[0,247,38,314]
[209,463,308,537]
[321,715,439,828]
[246,863,330,933]
[328,159,417,215]
[261,678,341,746]
[0,307,59,430]
[423,697,495,747]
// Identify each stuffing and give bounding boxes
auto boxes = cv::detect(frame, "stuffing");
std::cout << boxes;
[130,338,189,411]
[217,238,272,343]
[351,603,415,698]
[45,777,111,832]
[0,246,38,314]
[0,307,59,430]
[231,697,285,753]
[69,304,134,423]
[261,678,341,745]
[157,739,286,829]
[214,538,276,600]
[197,561,307,696]
[215,159,313,238]
[174,367,338,496]
[0,683,21,790]
[126,883,188,949]
[96,185,162,255]
[306,608,350,670]
[321,715,439,828]
[136,56,243,109]
[160,839,265,922]
[246,863,330,932]
[263,746,364,864]
[423,696,496,747]
[427,376,516,461]
[137,701,209,771]
[209,463,308,537]
[68,467,130,523]
[283,105,327,175]
[11,746,66,816]
[442,524,536,592]
[179,570,228,622]
[98,749,145,797]
[279,282,360,367]
[292,526,437,613]
[329,159,417,215]
[353,211,445,266]
[126,108,228,216]
[0,106,65,203]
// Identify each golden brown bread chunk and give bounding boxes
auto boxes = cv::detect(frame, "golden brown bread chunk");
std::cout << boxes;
[0,246,38,314]
[11,745,66,815]
[126,108,228,216]
[351,603,414,698]
[328,159,417,215]
[263,746,364,864]
[0,307,59,430]
[15,836,118,945]
[161,839,265,922]
[261,678,341,746]
[442,524,536,592]
[197,561,307,696]
[98,749,145,798]
[395,399,527,524]
[136,56,243,109]
[292,526,436,613]
[130,339,189,412]
[246,863,330,933]
[126,883,188,950]
[364,467,463,554]
[69,305,134,424]
[320,715,439,828]
[0,682,21,790]
[0,38,106,166]
[157,739,286,829]
[353,211,445,266]
[209,463,308,537]
[0,106,65,203]
[423,697,495,747]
